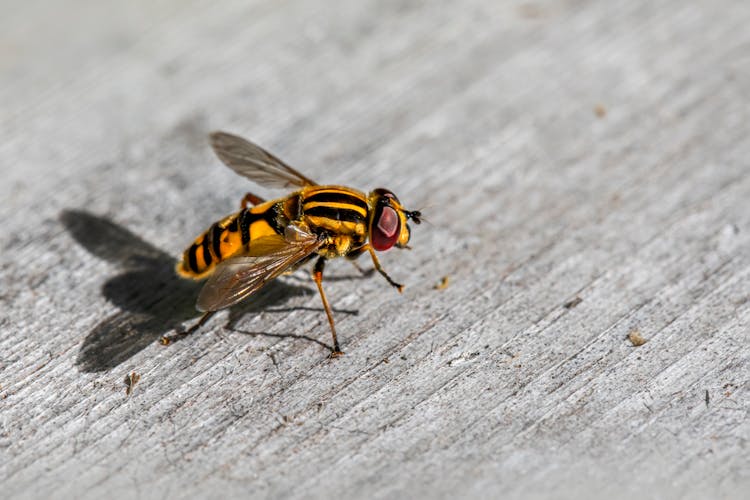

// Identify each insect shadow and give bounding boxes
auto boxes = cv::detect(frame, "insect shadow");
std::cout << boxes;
[61,209,354,372]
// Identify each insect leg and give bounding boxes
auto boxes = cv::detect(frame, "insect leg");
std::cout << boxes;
[349,259,369,275]
[312,256,343,357]
[345,246,373,276]
[240,192,266,209]
[160,311,216,345]
[188,311,217,335]
[365,244,404,293]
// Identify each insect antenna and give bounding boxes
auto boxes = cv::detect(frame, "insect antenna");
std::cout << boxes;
[407,208,432,226]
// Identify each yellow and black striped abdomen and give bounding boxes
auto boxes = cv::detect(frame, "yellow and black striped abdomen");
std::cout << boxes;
[177,199,284,279]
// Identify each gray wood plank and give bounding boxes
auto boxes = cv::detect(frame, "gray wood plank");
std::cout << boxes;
[1,0,748,498]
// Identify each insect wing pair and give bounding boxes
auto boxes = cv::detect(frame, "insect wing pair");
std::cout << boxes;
[196,132,322,312]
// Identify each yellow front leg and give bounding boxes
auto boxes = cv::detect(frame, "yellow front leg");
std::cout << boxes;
[364,244,404,293]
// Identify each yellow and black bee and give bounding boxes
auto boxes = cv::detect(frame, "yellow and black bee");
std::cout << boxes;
[177,132,421,356]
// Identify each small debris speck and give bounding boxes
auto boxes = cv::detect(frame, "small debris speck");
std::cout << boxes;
[627,329,647,346]
[563,297,583,309]
[434,276,450,290]
[124,372,141,396]
[518,3,543,18]
[594,104,607,118]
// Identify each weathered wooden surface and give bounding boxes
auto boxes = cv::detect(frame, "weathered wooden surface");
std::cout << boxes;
[1,0,749,498]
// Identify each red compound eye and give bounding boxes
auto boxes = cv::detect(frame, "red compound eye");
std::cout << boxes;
[371,205,401,251]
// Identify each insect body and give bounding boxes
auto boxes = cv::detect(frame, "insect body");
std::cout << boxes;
[177,132,421,356]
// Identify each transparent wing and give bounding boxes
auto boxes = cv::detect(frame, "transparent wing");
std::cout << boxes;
[196,227,323,312]
[210,131,317,189]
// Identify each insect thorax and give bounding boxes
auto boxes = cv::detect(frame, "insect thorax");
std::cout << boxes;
[296,187,370,258]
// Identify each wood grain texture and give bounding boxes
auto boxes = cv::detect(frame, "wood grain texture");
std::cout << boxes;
[1,1,749,498]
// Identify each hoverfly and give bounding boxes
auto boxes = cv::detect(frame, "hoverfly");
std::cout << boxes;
[176,132,421,356]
